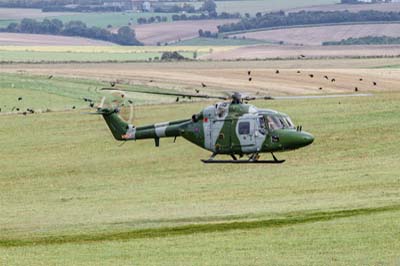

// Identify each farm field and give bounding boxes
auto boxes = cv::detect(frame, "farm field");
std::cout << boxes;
[0,33,114,46]
[2,60,400,97]
[289,2,400,13]
[132,19,239,45]
[0,7,78,20]
[203,44,400,60]
[232,23,400,46]
[172,37,268,46]
[0,68,399,264]
[215,0,339,14]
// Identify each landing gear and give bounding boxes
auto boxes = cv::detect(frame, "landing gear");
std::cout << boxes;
[201,152,285,164]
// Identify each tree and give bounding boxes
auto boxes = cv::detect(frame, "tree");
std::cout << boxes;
[202,0,216,13]
[114,26,141,45]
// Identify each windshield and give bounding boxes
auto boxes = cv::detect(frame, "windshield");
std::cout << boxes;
[266,115,295,130]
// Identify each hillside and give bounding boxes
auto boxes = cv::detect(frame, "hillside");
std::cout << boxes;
[231,23,400,46]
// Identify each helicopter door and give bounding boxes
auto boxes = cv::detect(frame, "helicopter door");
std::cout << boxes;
[211,119,231,152]
[237,119,256,150]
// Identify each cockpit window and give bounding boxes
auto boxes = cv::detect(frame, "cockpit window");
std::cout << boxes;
[267,116,283,130]
[266,115,295,130]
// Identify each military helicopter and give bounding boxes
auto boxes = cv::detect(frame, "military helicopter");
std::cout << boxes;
[86,88,371,164]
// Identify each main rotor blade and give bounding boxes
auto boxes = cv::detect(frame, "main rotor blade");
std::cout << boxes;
[101,87,228,100]
[257,93,373,101]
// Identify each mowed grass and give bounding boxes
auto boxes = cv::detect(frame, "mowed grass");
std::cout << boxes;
[0,83,400,265]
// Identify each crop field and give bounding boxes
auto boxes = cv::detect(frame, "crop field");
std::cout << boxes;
[132,19,239,45]
[0,33,115,46]
[215,0,339,15]
[232,23,400,46]
[2,60,400,98]
[289,2,400,13]
[203,44,400,60]
[0,65,400,264]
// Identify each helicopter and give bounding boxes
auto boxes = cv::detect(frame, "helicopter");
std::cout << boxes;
[86,88,371,164]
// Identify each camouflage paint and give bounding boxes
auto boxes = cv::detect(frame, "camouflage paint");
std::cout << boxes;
[99,102,314,156]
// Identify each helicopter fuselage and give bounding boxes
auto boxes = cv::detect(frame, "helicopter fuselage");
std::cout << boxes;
[102,102,314,157]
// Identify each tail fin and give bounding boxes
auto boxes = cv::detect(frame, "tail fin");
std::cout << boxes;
[99,108,129,141]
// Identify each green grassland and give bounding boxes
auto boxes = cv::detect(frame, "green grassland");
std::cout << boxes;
[0,70,400,265]
[47,12,176,28]
[0,50,202,62]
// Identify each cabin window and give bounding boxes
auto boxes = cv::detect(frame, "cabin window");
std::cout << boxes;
[258,117,266,135]
[238,122,250,135]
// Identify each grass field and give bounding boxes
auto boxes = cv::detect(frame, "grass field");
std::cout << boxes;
[0,72,399,264]
[49,12,177,28]
[0,46,234,62]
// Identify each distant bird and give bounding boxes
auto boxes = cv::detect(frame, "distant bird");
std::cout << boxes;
[110,81,116,87]
[22,112,27,116]
[195,89,200,94]
[0,108,1,112]
[309,74,314,78]
[18,97,22,101]
[176,97,180,102]
[373,81,377,86]
[248,77,252,82]
[331,78,336,83]
[359,78,363,81]
[72,106,76,109]
[201,82,207,88]
[128,100,133,104]
[319,87,323,90]
[276,70,280,74]
[149,79,154,82]
[355,87,359,92]
[16,108,20,111]
[300,54,306,58]
[297,70,301,74]
[248,71,251,76]
[324,75,329,80]
[48,75,53,79]
[89,103,94,108]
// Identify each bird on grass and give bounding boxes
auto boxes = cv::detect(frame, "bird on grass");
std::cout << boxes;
[248,77,252,82]
[324,75,329,80]
[319,87,323,90]
[373,81,377,86]
[110,81,116,87]
[18,97,23,101]
[309,74,314,78]
[201,82,207,88]
[331,78,336,83]
[176,97,180,102]
[297,70,301,74]
[48,75,53,79]
[355,87,359,92]
[359,78,363,81]
[275,70,280,74]
[248,71,251,76]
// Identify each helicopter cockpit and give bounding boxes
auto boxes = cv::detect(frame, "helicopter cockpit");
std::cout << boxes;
[264,114,296,131]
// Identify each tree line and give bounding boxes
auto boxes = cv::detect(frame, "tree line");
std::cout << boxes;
[0,18,142,45]
[218,10,400,33]
[323,35,400,45]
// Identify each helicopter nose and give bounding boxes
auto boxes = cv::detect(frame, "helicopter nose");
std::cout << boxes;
[300,132,314,147]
